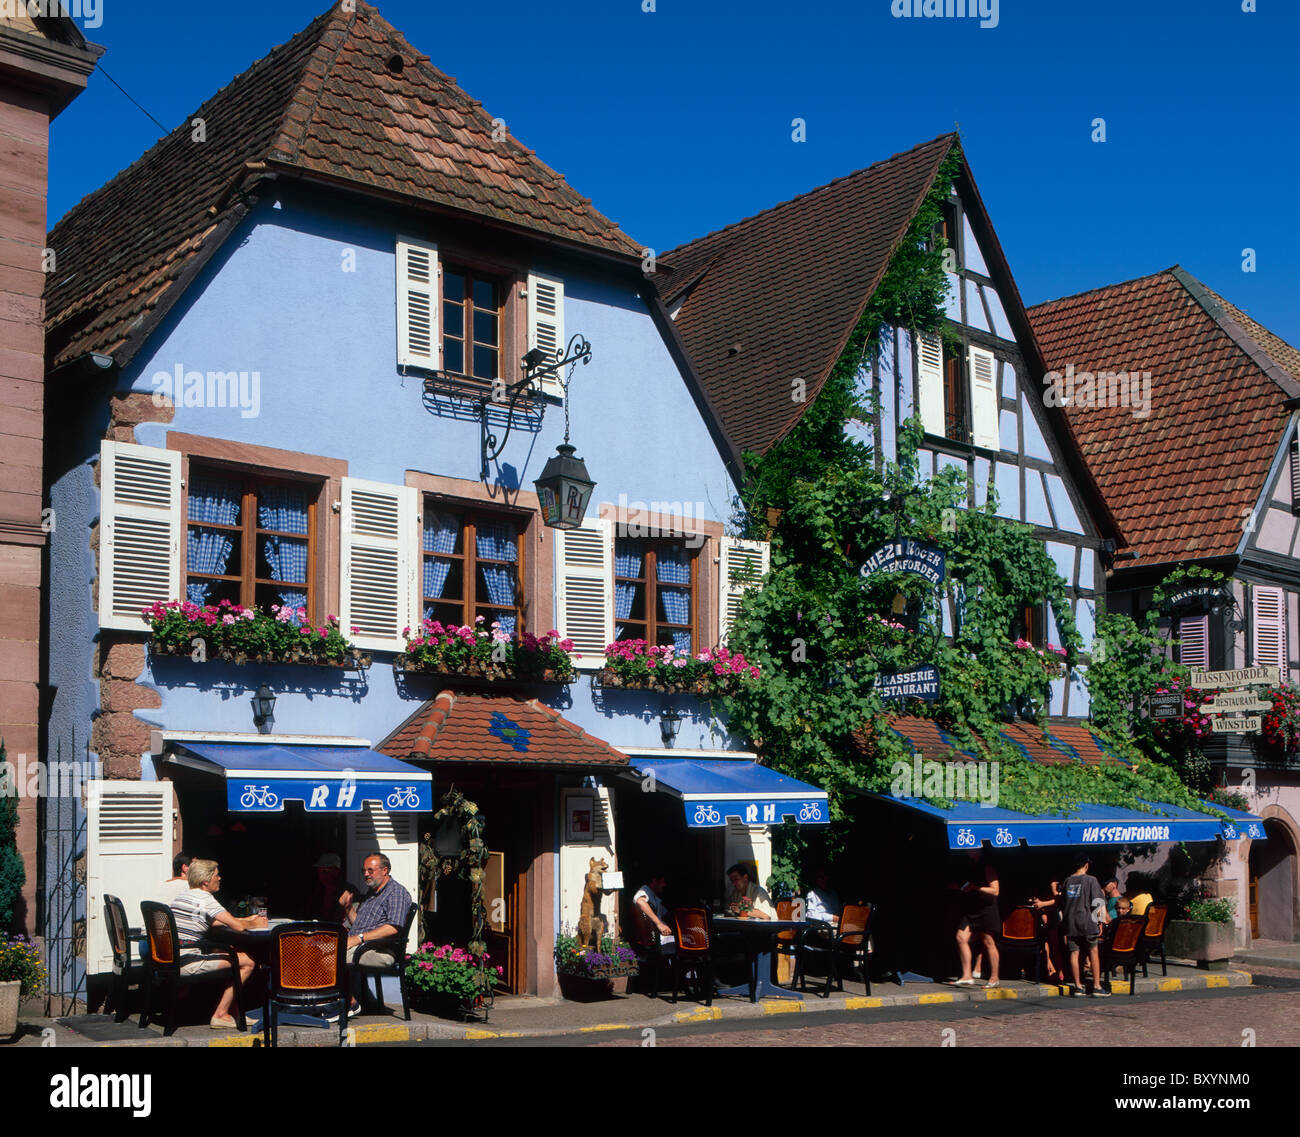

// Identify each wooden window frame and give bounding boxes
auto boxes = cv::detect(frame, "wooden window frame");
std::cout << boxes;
[421,500,529,632]
[184,464,323,622]
[442,264,506,382]
[1012,602,1046,649]
[613,537,699,652]
[944,354,972,445]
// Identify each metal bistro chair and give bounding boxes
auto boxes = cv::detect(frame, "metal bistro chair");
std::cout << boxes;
[796,902,873,997]
[1102,915,1148,996]
[103,894,145,1023]
[671,907,715,1006]
[628,902,674,999]
[1139,904,1169,978]
[264,922,348,1048]
[139,901,245,1035]
[350,902,417,1020]
[999,906,1043,984]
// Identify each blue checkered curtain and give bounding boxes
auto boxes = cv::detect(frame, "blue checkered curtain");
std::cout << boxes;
[188,474,241,525]
[480,565,515,607]
[655,545,691,585]
[257,485,309,534]
[424,510,460,554]
[424,558,451,601]
[263,536,308,610]
[660,587,690,626]
[615,541,643,579]
[671,629,692,653]
[475,520,518,563]
[188,529,234,578]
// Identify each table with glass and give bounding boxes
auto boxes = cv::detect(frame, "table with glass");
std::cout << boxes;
[711,915,809,1002]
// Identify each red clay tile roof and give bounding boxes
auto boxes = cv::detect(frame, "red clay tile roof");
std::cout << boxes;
[658,134,958,458]
[45,1,641,371]
[853,716,1128,768]
[1028,268,1297,569]
[378,689,631,768]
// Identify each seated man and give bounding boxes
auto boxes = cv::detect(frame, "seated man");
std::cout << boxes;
[725,863,775,920]
[156,851,192,904]
[804,866,841,928]
[632,873,673,941]
[1124,874,1155,918]
[169,858,267,1029]
[347,853,413,1011]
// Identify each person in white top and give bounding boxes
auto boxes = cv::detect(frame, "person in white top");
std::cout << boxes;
[804,866,841,928]
[632,874,672,938]
[155,852,192,904]
[725,863,775,920]
[169,859,267,1029]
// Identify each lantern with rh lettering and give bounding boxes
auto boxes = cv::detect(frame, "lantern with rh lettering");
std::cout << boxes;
[534,443,596,530]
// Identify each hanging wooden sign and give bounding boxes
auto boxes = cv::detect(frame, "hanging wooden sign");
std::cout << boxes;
[859,538,946,586]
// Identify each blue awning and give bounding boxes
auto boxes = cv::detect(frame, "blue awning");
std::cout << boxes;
[864,792,1266,848]
[627,758,829,828]
[169,742,433,813]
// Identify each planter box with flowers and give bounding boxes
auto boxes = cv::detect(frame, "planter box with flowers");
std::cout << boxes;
[394,618,577,683]
[1011,639,1069,679]
[554,931,638,1001]
[143,600,370,668]
[0,936,45,1038]
[596,640,761,696]
[404,942,501,1020]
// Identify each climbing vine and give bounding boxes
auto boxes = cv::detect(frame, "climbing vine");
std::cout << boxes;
[419,788,492,994]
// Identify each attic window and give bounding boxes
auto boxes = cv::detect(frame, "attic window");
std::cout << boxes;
[386,54,405,76]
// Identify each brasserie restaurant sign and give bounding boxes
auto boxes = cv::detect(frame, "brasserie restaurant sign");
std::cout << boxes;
[1189,666,1280,690]
[876,665,941,702]
[859,539,946,585]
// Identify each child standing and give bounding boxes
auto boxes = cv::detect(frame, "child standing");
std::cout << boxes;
[1057,853,1110,996]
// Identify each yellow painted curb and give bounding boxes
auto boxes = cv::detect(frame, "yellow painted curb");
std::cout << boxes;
[464,1028,521,1039]
[919,993,954,1005]
[1156,978,1184,992]
[844,997,884,1009]
[982,987,1017,999]
[674,1006,723,1023]
[579,1023,631,1032]
[1205,976,1231,989]
[761,1000,803,1015]
[208,1034,258,1047]
[351,1025,411,1044]
[1111,981,1131,994]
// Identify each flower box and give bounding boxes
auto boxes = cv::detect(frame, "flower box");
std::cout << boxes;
[142,601,367,668]
[149,640,371,670]
[399,620,576,684]
[598,641,760,697]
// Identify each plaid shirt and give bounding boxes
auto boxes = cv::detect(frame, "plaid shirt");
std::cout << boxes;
[352,876,412,938]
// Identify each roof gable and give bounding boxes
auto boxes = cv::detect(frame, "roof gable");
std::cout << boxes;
[45,1,641,371]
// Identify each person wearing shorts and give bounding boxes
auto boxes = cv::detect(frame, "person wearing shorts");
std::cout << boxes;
[1056,853,1109,997]
[952,850,1000,987]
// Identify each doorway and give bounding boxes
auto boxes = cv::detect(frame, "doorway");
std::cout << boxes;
[1249,820,1298,942]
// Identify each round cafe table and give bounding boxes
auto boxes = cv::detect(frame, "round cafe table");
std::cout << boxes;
[711,916,808,1002]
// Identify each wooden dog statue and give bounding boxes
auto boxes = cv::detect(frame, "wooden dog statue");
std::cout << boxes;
[577,857,609,950]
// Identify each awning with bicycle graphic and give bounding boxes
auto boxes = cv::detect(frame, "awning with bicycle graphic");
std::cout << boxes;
[167,741,433,813]
[862,792,1266,849]
[626,757,830,828]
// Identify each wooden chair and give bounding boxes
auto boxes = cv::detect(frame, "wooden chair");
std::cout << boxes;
[103,894,144,1023]
[670,907,715,1006]
[999,906,1042,983]
[774,898,802,979]
[264,922,348,1048]
[139,901,245,1035]
[1101,915,1147,996]
[1139,904,1169,977]
[350,902,417,1020]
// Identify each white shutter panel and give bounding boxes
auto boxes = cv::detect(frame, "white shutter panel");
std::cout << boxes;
[968,345,999,451]
[86,780,173,974]
[1177,615,1210,669]
[1290,437,1300,514]
[554,516,612,668]
[99,441,181,631]
[396,236,439,370]
[1252,585,1287,671]
[347,802,419,954]
[527,273,565,396]
[915,332,945,437]
[718,537,771,645]
[340,478,419,653]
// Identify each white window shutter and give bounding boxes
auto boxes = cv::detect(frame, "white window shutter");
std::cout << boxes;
[99,440,181,631]
[85,780,174,974]
[1177,615,1210,669]
[719,537,770,645]
[968,345,999,451]
[554,516,612,668]
[340,478,419,653]
[1290,437,1300,515]
[397,236,439,370]
[915,332,945,437]
[1252,585,1287,671]
[527,272,565,396]
[347,802,419,954]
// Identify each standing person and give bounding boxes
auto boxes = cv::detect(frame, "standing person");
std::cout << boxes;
[725,863,775,919]
[1029,874,1067,983]
[347,854,413,1012]
[952,850,1000,987]
[170,859,267,1029]
[156,852,192,903]
[1053,853,1110,997]
[632,873,673,939]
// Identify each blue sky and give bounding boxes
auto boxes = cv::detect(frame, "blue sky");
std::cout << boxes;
[50,0,1300,343]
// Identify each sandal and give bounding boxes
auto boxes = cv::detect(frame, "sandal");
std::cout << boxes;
[209,1014,237,1030]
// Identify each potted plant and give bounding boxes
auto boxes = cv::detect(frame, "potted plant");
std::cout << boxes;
[597,640,760,696]
[0,936,45,1038]
[403,942,500,1020]
[396,619,576,683]
[554,931,638,1001]
[142,600,369,668]
[1165,895,1237,970]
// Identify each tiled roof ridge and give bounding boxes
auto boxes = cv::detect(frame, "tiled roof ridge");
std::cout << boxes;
[266,2,356,165]
[1026,265,1180,316]
[524,696,622,757]
[660,132,958,262]
[1173,267,1300,402]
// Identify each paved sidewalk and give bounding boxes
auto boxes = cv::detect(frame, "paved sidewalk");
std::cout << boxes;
[1233,938,1300,972]
[7,960,1256,1047]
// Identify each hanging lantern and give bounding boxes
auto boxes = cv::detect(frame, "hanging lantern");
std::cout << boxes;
[534,444,596,530]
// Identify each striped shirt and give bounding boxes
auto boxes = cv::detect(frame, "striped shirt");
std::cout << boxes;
[170,888,227,947]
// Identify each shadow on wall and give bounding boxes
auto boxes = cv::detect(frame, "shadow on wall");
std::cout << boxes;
[145,656,371,705]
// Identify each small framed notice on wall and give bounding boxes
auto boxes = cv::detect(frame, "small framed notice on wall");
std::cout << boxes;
[566,795,595,842]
